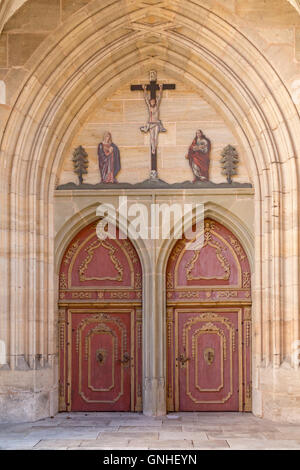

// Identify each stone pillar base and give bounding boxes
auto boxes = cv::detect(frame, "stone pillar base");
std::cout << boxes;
[143,377,166,416]
[0,369,58,424]
[253,365,300,423]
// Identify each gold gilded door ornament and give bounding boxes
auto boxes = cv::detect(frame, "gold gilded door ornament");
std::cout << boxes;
[134,272,142,289]
[191,324,227,360]
[182,313,235,356]
[167,272,174,289]
[229,236,246,261]
[59,273,67,289]
[122,240,139,264]
[76,313,128,360]
[85,325,118,361]
[79,239,124,282]
[185,222,230,281]
[204,347,215,365]
[58,309,67,410]
[242,272,251,288]
[63,241,80,265]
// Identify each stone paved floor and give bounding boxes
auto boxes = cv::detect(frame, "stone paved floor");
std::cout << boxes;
[1,412,300,450]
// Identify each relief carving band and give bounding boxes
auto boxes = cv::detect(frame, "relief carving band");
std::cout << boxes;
[186,129,211,182]
[98,131,121,183]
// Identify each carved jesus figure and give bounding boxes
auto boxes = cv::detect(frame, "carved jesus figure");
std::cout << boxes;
[140,83,166,155]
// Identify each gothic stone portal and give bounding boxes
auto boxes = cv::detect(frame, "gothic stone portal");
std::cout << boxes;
[166,219,252,412]
[58,223,142,412]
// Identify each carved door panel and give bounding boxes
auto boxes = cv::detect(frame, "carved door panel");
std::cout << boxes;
[69,310,134,411]
[174,309,241,411]
[166,219,252,412]
[58,222,143,412]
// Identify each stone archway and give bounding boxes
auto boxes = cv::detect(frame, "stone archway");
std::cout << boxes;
[0,0,299,423]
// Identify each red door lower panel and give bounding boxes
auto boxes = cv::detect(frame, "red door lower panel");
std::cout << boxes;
[67,309,140,412]
[167,308,250,412]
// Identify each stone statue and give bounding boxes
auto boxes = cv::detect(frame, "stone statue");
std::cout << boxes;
[98,131,121,183]
[140,83,167,156]
[186,129,211,182]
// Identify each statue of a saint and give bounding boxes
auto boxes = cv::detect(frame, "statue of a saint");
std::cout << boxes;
[186,129,211,182]
[140,83,166,156]
[98,131,121,183]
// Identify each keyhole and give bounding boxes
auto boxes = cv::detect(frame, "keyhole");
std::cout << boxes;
[97,352,103,363]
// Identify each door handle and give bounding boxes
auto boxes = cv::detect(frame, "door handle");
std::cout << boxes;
[176,353,190,367]
[120,352,131,364]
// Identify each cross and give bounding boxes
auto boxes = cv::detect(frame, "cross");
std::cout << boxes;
[131,71,176,179]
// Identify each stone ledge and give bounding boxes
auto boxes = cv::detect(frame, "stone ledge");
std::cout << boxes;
[56,180,253,191]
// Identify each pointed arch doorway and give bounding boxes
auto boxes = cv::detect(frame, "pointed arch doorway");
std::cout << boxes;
[166,219,252,412]
[58,222,143,412]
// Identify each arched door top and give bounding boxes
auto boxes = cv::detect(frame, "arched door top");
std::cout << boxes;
[59,222,142,303]
[166,218,251,304]
[166,218,252,412]
[58,222,142,412]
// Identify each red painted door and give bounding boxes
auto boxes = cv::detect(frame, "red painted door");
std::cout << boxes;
[175,308,240,411]
[166,219,252,412]
[58,223,142,412]
[70,310,133,411]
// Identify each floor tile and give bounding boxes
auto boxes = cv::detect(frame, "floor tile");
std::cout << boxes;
[192,440,229,449]
[158,431,208,441]
[227,439,300,450]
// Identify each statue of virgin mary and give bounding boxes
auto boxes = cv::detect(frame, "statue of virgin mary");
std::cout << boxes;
[98,131,121,183]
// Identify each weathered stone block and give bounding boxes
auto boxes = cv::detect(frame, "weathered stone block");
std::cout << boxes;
[0,35,7,68]
[8,33,47,67]
[4,0,60,32]
[62,0,91,22]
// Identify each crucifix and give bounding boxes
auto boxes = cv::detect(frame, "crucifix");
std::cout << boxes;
[131,71,176,180]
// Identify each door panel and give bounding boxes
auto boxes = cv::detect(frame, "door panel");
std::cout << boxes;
[166,219,252,412]
[175,309,241,411]
[70,310,133,411]
[58,222,143,412]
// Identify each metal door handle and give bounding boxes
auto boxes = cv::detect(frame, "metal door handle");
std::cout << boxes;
[176,354,190,366]
[120,352,131,364]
